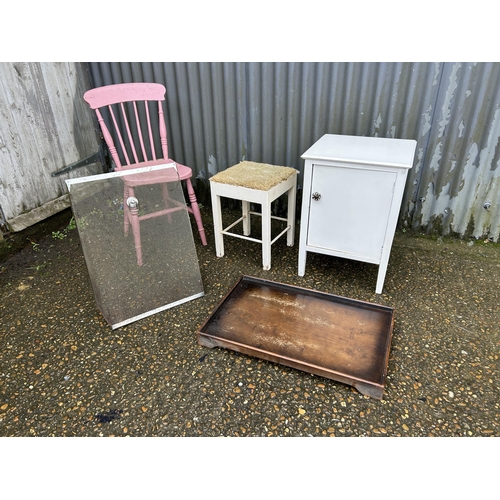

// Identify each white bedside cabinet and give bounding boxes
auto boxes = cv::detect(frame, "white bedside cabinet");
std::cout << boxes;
[298,134,417,294]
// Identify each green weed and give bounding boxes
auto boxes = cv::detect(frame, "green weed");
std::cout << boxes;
[51,217,77,240]
[67,216,76,231]
[29,263,47,272]
[51,230,67,240]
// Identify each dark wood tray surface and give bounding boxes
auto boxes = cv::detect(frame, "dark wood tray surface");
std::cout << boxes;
[197,276,395,399]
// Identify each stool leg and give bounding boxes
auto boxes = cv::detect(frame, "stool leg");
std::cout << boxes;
[287,182,296,246]
[211,188,224,258]
[242,200,251,236]
[261,200,271,270]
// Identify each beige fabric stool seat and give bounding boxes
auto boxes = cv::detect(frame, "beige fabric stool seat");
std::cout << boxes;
[210,161,298,270]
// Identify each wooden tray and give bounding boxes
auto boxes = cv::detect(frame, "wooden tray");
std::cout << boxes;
[197,276,395,399]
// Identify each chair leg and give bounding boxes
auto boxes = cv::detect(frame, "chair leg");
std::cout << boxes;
[126,188,143,266]
[129,213,142,266]
[123,185,131,236]
[161,183,173,223]
[185,178,207,246]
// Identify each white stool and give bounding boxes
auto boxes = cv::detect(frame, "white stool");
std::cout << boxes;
[210,161,298,270]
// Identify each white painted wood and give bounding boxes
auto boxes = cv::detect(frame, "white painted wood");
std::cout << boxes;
[261,199,272,270]
[298,134,416,294]
[210,169,297,270]
[242,200,251,236]
[286,176,296,246]
[308,165,397,260]
[210,189,225,258]
[301,133,416,169]
[298,160,313,276]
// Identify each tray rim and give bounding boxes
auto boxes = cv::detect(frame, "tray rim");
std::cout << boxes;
[198,275,395,331]
[198,332,387,388]
[197,275,396,398]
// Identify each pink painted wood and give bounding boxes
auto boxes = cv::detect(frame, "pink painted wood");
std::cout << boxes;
[83,83,207,265]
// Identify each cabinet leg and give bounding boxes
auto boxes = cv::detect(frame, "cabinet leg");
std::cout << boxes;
[375,261,388,294]
[298,249,306,276]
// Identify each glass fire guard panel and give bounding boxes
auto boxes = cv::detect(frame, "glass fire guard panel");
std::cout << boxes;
[66,164,204,329]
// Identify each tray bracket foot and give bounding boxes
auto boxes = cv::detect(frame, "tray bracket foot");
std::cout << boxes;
[197,335,217,349]
[355,382,384,400]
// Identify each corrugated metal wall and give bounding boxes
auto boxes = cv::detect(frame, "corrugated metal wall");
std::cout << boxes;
[0,62,103,232]
[410,63,500,241]
[88,62,500,241]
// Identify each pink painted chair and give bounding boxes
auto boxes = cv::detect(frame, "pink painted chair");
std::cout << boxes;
[83,82,207,266]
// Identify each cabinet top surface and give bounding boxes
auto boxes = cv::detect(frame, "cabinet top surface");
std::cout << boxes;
[302,134,417,168]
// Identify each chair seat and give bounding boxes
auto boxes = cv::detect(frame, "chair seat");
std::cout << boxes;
[120,162,192,187]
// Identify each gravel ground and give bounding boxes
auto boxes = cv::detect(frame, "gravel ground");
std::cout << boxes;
[0,206,499,439]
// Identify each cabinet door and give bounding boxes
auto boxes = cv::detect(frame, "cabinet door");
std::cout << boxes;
[307,164,397,262]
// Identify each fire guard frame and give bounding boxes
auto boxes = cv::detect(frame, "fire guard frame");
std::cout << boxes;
[66,164,204,329]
